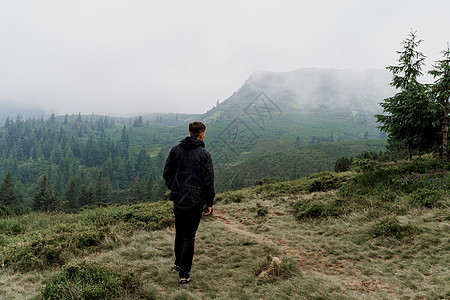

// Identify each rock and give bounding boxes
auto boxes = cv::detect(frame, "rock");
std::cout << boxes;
[257,256,282,279]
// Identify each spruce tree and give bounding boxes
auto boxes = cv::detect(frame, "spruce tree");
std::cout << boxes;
[0,169,19,206]
[147,174,154,201]
[78,185,94,207]
[429,44,450,160]
[94,171,111,204]
[33,175,59,212]
[65,179,79,212]
[376,30,440,159]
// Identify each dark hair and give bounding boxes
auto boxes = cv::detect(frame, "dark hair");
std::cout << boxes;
[189,121,206,138]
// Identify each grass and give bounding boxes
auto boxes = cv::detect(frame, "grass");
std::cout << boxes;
[0,201,173,272]
[0,155,449,299]
[42,262,142,299]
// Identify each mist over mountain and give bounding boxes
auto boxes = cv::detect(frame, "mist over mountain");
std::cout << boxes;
[0,101,49,125]
[203,68,394,121]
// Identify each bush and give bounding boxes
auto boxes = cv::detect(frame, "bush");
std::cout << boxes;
[369,216,417,239]
[42,262,142,299]
[215,192,245,204]
[0,218,26,235]
[256,207,268,218]
[335,157,353,172]
[0,204,24,217]
[307,172,346,192]
[410,189,444,208]
[294,195,346,220]
[399,155,446,174]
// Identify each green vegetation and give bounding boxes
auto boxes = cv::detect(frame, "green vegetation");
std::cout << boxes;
[0,115,171,214]
[42,262,142,300]
[215,139,386,192]
[376,30,450,159]
[1,31,449,298]
[369,215,418,240]
[0,155,448,299]
[0,106,387,213]
[0,201,173,272]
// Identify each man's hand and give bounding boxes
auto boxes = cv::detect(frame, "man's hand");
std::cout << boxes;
[203,206,212,216]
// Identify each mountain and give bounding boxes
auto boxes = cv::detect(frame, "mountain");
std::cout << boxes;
[202,68,394,122]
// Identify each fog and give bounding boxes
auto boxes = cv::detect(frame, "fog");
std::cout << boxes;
[0,0,449,117]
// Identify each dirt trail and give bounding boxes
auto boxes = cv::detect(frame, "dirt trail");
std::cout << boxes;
[213,210,318,270]
[212,209,386,293]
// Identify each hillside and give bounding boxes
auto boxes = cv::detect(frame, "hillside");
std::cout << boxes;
[202,68,394,122]
[1,155,448,299]
[215,139,387,191]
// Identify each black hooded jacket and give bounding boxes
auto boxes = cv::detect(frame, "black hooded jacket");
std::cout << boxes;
[163,136,215,208]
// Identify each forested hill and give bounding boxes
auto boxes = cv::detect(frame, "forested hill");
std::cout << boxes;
[0,114,172,212]
[202,68,394,122]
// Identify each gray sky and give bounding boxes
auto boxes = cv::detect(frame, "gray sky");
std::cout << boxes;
[0,0,449,116]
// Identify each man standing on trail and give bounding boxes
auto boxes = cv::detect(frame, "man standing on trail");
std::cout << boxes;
[163,121,215,288]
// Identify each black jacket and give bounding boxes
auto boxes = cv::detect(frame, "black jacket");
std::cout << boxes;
[163,136,215,208]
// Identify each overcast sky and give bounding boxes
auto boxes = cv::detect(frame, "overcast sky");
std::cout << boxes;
[0,0,449,116]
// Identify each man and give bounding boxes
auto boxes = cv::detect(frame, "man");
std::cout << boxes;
[163,121,215,288]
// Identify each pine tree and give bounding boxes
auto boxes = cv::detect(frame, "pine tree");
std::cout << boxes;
[133,116,144,127]
[147,174,154,201]
[65,179,79,212]
[131,177,147,203]
[0,169,19,206]
[78,185,94,207]
[376,30,440,159]
[429,44,450,160]
[33,175,59,212]
[94,171,111,204]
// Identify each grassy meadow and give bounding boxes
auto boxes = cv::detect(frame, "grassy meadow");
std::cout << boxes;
[0,155,449,299]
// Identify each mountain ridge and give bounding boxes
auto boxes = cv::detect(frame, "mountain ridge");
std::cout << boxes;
[202,67,394,123]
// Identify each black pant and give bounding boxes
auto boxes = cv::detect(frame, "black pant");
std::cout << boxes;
[173,203,203,279]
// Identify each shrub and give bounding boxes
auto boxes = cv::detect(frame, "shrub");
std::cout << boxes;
[0,218,26,235]
[294,195,346,220]
[0,204,24,217]
[399,155,445,174]
[352,158,378,172]
[295,200,329,219]
[410,189,444,208]
[42,262,142,299]
[335,157,353,172]
[279,256,301,279]
[369,216,417,239]
[307,172,346,192]
[256,207,268,218]
[215,192,245,204]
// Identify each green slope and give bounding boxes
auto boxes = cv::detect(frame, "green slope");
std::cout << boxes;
[215,139,386,192]
[1,155,448,299]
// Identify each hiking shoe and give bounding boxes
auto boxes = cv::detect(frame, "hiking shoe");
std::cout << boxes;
[171,265,181,274]
[179,277,191,289]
